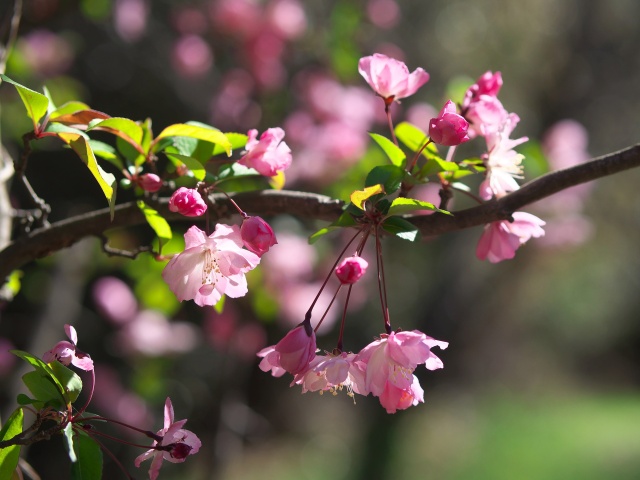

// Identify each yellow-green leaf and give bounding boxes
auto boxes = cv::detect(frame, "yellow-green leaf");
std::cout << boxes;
[0,408,24,480]
[350,184,384,210]
[154,124,231,155]
[137,201,172,252]
[0,74,49,132]
[59,133,117,219]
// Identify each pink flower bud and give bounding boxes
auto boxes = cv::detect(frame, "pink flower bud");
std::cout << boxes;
[335,256,368,284]
[137,173,163,192]
[275,324,316,374]
[241,216,277,256]
[168,187,207,217]
[428,100,470,146]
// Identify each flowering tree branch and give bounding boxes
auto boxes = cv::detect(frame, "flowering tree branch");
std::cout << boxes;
[0,142,638,285]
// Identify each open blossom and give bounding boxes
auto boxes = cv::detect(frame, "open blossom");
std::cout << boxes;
[335,256,368,284]
[479,114,528,200]
[162,224,260,307]
[169,187,207,217]
[476,212,546,263]
[293,351,367,397]
[238,127,292,177]
[428,100,470,146]
[257,324,316,376]
[358,53,429,102]
[355,330,448,414]
[135,397,201,480]
[43,324,93,371]
[241,216,277,256]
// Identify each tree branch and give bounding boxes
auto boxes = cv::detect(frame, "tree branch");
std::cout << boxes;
[0,143,638,285]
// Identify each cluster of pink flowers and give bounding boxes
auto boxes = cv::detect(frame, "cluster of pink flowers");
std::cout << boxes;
[258,327,447,414]
[457,71,546,262]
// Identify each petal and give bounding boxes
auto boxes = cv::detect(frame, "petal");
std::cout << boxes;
[164,397,175,429]
[184,226,208,250]
[148,451,165,480]
[64,324,78,345]
[134,449,156,467]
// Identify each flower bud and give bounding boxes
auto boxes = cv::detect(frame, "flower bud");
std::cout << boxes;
[241,216,277,256]
[169,442,193,460]
[137,173,163,192]
[168,187,207,217]
[275,325,316,375]
[428,100,470,146]
[335,256,368,284]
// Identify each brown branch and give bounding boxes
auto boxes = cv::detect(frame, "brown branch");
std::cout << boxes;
[0,143,638,284]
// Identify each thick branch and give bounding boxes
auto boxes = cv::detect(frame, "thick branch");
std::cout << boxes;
[0,143,638,284]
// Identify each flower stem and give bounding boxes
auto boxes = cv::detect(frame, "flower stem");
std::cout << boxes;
[78,415,163,443]
[385,101,399,147]
[314,284,342,333]
[374,226,392,334]
[336,284,354,352]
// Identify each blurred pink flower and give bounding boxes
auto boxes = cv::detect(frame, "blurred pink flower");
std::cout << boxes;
[118,310,198,356]
[43,324,94,371]
[137,173,163,192]
[266,0,307,39]
[355,330,448,413]
[162,225,260,306]
[114,0,149,42]
[476,212,545,263]
[18,30,74,76]
[210,0,262,39]
[169,187,207,217]
[0,338,17,377]
[358,53,430,103]
[172,35,213,78]
[262,232,316,283]
[241,216,278,257]
[405,103,438,132]
[366,0,400,29]
[238,127,292,176]
[335,256,368,284]
[428,100,470,146]
[135,397,201,480]
[172,7,208,35]
[92,276,138,325]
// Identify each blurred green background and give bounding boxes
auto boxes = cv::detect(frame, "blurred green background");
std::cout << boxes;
[1,0,640,479]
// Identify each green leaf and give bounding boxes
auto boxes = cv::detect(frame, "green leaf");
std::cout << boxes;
[49,101,91,119]
[369,133,406,167]
[0,74,49,132]
[154,123,231,155]
[71,431,103,480]
[63,423,77,462]
[214,295,226,314]
[22,371,65,409]
[0,408,23,480]
[381,216,420,242]
[165,153,206,181]
[138,201,172,252]
[308,211,357,244]
[212,132,248,156]
[16,394,36,406]
[60,134,117,219]
[44,123,90,139]
[11,350,64,391]
[365,165,405,195]
[395,122,430,153]
[87,117,144,151]
[49,361,83,404]
[418,153,459,177]
[387,197,451,216]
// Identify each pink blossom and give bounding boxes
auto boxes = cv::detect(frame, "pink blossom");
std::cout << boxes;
[462,71,503,110]
[356,330,448,413]
[293,351,367,397]
[114,0,149,43]
[428,100,470,146]
[476,212,546,263]
[335,256,368,284]
[274,324,316,374]
[464,95,508,138]
[43,324,94,371]
[135,397,201,480]
[137,173,163,192]
[168,187,207,217]
[238,128,292,177]
[256,345,287,377]
[162,225,260,307]
[358,53,429,102]
[172,35,213,78]
[479,114,528,200]
[92,276,138,325]
[241,216,277,256]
